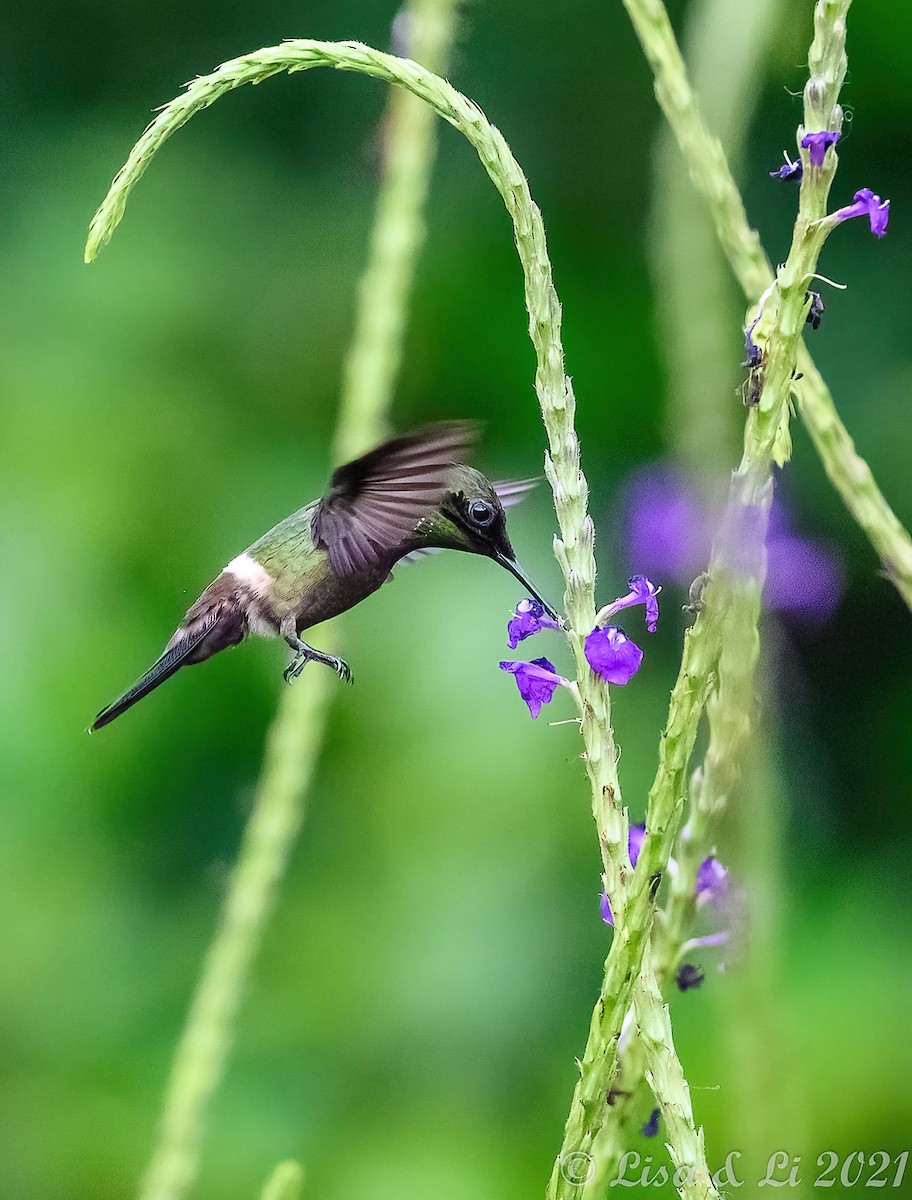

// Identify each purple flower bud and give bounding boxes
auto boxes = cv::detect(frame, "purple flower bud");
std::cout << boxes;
[696,856,729,905]
[675,963,705,992]
[584,625,644,685]
[499,656,566,719]
[641,1108,661,1138]
[506,597,560,649]
[770,153,802,182]
[599,891,613,926]
[801,129,840,167]
[833,188,890,238]
[628,823,645,868]
[743,317,763,369]
[805,291,825,330]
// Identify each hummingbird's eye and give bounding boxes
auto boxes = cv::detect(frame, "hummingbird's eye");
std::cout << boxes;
[468,498,495,527]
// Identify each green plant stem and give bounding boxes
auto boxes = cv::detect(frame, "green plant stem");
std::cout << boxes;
[334,6,456,462]
[620,0,912,611]
[129,8,459,1199]
[554,4,855,1194]
[138,672,333,1200]
[585,1,783,1187]
[259,1159,305,1200]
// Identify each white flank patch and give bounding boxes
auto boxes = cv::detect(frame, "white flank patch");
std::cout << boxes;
[223,552,273,594]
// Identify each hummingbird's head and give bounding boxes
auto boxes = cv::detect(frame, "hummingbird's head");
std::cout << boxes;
[417,466,561,621]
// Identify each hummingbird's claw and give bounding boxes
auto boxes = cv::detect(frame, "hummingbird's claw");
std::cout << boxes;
[284,655,306,683]
[332,656,354,685]
[283,647,353,685]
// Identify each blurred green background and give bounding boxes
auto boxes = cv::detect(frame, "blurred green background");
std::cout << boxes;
[3,0,911,1196]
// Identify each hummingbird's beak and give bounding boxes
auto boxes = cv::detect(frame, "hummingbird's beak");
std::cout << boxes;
[494,553,563,624]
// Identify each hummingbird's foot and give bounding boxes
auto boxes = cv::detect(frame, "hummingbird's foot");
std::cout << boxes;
[283,639,353,685]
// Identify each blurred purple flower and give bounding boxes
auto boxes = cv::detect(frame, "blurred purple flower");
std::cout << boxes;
[770,152,802,182]
[834,188,890,238]
[507,597,560,649]
[584,625,644,685]
[624,464,709,581]
[696,856,729,905]
[801,129,840,167]
[620,463,844,623]
[499,656,566,719]
[642,1109,661,1138]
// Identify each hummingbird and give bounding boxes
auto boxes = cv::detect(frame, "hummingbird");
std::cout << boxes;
[91,422,559,731]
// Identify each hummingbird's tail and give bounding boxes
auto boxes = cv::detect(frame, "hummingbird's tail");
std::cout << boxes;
[91,602,241,731]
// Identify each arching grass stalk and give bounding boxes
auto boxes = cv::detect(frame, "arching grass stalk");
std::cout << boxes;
[620,0,912,610]
[112,7,461,1199]
[556,2,855,1192]
[85,35,640,1118]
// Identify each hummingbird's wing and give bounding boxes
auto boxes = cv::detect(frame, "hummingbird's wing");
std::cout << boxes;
[312,422,477,575]
[493,478,540,508]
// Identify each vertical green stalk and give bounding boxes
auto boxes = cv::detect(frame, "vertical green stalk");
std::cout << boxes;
[127,9,459,1199]
[620,0,912,610]
[553,4,858,1194]
[585,1,783,1187]
[651,0,781,476]
[138,673,333,1200]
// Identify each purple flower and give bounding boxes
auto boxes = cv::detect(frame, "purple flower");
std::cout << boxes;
[696,856,729,905]
[622,464,709,581]
[599,891,614,926]
[801,129,840,167]
[641,1108,661,1138]
[770,153,802,183]
[600,575,661,633]
[675,963,705,992]
[499,656,566,719]
[584,626,644,685]
[620,463,844,624]
[834,188,890,238]
[507,597,560,649]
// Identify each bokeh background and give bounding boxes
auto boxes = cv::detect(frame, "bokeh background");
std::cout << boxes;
[3,0,911,1196]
